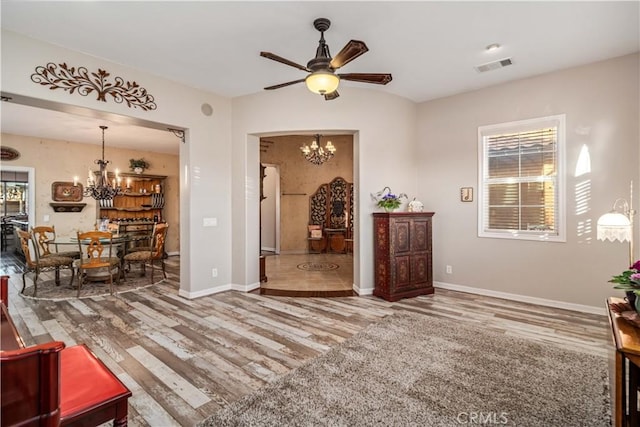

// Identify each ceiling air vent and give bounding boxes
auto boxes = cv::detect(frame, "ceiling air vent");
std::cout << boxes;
[475,57,513,73]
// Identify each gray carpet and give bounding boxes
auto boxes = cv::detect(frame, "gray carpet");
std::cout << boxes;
[199,311,610,427]
[20,270,163,300]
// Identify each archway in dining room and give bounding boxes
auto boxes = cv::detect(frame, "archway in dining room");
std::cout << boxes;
[259,133,354,297]
[0,97,182,284]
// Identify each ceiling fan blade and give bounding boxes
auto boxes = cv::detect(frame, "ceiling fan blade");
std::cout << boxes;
[330,40,368,69]
[264,79,306,90]
[260,52,310,72]
[324,91,340,101]
[338,73,393,85]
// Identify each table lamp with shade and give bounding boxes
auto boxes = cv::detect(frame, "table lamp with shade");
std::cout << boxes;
[597,181,636,266]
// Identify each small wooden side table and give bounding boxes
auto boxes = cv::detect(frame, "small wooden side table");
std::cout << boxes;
[607,297,640,427]
[324,228,347,254]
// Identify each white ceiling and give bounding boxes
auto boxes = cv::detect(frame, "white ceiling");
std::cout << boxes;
[1,1,638,154]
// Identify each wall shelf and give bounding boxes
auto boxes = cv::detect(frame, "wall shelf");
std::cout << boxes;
[49,202,87,213]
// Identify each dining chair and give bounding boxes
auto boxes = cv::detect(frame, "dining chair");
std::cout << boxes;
[122,223,169,283]
[32,225,81,259]
[125,227,154,254]
[17,229,75,297]
[0,219,15,252]
[75,230,121,297]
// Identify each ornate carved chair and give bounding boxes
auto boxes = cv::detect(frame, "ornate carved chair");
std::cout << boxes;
[17,229,75,298]
[122,223,169,283]
[124,227,154,254]
[32,225,81,260]
[75,230,120,297]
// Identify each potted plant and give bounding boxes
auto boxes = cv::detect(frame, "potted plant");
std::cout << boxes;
[371,187,407,212]
[609,260,640,310]
[129,158,149,174]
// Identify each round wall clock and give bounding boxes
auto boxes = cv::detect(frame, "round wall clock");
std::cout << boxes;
[0,147,20,161]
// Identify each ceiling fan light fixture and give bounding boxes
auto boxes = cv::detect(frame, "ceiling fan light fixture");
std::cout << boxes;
[305,71,340,95]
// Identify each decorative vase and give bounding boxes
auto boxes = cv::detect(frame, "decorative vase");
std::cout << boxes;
[626,291,636,307]
[384,207,396,213]
[134,167,143,174]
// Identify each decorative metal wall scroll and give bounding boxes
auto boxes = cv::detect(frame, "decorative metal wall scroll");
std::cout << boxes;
[168,128,185,143]
[31,62,157,111]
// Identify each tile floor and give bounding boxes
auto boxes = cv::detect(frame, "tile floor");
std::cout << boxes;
[261,253,353,296]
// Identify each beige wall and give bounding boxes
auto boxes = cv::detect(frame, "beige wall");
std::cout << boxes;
[2,30,234,297]
[231,86,423,295]
[1,133,180,253]
[417,53,639,308]
[260,134,353,253]
[4,30,638,309]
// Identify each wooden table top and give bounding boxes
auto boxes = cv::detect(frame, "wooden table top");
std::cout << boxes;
[607,297,640,359]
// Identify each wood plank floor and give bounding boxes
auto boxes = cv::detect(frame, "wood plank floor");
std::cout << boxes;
[2,255,611,426]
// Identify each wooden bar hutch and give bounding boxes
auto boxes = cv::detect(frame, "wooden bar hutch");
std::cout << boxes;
[96,172,167,237]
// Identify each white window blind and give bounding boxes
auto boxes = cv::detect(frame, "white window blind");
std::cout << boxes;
[478,115,565,242]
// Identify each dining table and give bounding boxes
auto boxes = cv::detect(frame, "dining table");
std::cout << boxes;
[54,233,150,282]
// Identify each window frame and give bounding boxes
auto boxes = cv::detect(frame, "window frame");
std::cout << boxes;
[477,114,566,242]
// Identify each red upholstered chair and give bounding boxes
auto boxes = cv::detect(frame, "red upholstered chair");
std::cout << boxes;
[1,341,66,426]
[0,275,8,308]
[59,344,131,426]
[1,342,132,427]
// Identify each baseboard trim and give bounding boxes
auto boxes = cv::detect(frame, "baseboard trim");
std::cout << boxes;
[178,281,262,299]
[354,284,373,296]
[235,282,261,293]
[434,281,605,315]
[260,288,354,297]
[178,285,230,299]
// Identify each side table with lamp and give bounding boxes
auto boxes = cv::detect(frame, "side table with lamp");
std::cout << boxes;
[598,181,639,427]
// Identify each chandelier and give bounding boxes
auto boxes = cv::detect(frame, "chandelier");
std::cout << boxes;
[83,126,123,200]
[300,134,336,165]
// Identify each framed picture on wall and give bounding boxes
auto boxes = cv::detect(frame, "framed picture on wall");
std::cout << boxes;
[52,181,83,202]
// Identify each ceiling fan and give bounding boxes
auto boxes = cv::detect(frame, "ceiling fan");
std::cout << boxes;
[260,18,392,101]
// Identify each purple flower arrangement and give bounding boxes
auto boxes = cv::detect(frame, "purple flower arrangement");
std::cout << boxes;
[610,260,640,292]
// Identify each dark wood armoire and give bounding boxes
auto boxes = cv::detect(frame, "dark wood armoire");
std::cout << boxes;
[373,212,434,301]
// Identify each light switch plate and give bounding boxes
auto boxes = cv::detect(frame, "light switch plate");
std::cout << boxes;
[203,217,217,227]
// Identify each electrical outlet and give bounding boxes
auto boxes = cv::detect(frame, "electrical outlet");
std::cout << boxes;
[43,215,50,222]
[446,265,452,274]
[212,268,218,277]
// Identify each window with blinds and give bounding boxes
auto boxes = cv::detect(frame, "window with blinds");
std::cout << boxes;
[478,115,566,242]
